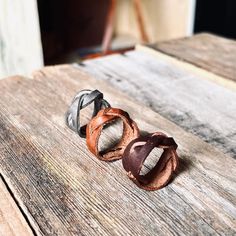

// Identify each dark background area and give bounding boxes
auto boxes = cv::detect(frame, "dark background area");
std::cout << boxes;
[194,0,236,39]
[38,0,236,65]
[37,0,109,64]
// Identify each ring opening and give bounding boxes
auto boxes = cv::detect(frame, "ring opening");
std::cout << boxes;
[140,147,163,175]
[79,102,94,128]
[98,117,123,155]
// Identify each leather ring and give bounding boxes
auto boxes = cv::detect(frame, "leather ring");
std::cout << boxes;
[66,89,110,138]
[122,132,179,191]
[86,107,140,161]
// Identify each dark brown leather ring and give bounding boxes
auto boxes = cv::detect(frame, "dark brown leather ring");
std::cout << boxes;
[86,107,140,161]
[122,132,179,191]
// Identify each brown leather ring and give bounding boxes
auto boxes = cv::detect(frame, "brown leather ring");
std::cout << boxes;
[86,108,140,161]
[122,132,179,191]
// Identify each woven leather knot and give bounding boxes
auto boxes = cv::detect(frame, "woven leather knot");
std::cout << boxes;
[86,108,140,161]
[122,132,179,191]
[66,89,110,138]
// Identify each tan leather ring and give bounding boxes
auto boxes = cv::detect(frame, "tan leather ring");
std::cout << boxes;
[122,132,179,191]
[86,108,140,161]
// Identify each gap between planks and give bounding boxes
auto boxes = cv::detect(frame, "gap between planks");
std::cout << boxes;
[0,175,34,236]
[136,44,236,92]
[147,33,236,83]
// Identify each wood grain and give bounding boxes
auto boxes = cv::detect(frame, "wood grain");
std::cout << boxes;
[0,65,235,235]
[136,44,236,91]
[78,50,236,158]
[148,33,236,82]
[0,176,33,236]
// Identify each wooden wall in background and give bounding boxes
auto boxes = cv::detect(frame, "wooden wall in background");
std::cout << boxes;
[0,0,43,78]
[115,0,196,43]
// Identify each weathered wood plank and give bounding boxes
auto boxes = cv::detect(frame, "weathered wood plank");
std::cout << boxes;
[147,33,236,82]
[136,44,236,91]
[0,65,235,235]
[0,176,33,236]
[78,50,236,158]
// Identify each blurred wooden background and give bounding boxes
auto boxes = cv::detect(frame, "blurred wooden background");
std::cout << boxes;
[0,0,43,78]
[1,0,235,78]
[0,0,196,78]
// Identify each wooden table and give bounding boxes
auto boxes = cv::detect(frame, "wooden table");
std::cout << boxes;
[0,33,236,236]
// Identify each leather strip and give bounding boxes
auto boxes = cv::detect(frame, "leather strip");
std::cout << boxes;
[86,108,140,161]
[66,89,110,138]
[122,132,179,191]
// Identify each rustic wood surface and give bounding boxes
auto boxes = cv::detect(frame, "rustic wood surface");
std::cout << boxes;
[0,176,33,236]
[0,65,235,235]
[148,33,236,82]
[136,43,236,91]
[78,50,236,158]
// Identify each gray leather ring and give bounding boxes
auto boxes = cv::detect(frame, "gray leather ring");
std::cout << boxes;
[66,89,110,138]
